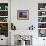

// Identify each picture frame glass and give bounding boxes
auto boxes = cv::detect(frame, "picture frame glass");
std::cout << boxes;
[17,10,29,20]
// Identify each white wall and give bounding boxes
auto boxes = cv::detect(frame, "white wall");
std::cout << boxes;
[11,0,46,30]
[11,0,46,46]
[11,0,38,30]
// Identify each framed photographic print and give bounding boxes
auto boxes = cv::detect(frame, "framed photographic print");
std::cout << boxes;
[17,10,29,20]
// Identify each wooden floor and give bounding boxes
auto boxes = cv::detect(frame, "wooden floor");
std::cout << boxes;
[0,45,8,46]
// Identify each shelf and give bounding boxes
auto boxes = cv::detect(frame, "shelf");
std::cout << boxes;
[38,10,46,11]
[0,22,8,23]
[38,22,46,23]
[0,10,8,11]
[0,16,8,17]
[38,3,46,37]
[38,15,46,17]
[38,28,46,29]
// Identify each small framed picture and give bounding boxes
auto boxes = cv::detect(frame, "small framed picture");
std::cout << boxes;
[17,10,29,20]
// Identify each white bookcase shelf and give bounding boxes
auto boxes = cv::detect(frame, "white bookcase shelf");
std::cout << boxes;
[0,16,8,17]
[0,10,8,11]
[38,22,46,23]
[0,22,8,23]
[0,3,8,37]
[38,3,46,37]
[38,28,46,29]
[38,16,46,17]
[38,10,46,11]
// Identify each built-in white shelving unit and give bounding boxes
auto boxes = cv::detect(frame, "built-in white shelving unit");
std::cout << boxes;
[0,2,9,45]
[38,3,46,37]
[0,3,8,37]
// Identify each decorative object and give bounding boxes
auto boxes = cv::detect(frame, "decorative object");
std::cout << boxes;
[39,29,46,37]
[0,3,8,10]
[43,38,46,46]
[38,3,46,10]
[38,17,46,22]
[42,12,45,15]
[0,17,8,22]
[0,23,8,37]
[0,6,1,10]
[40,8,44,10]
[17,10,29,20]
[0,11,8,16]
[38,11,46,16]
[15,35,32,46]
[21,40,25,46]
[5,6,8,10]
[38,23,46,28]
[29,25,35,30]
[11,23,16,30]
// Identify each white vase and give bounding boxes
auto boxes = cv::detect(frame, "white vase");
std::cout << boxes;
[21,40,25,46]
